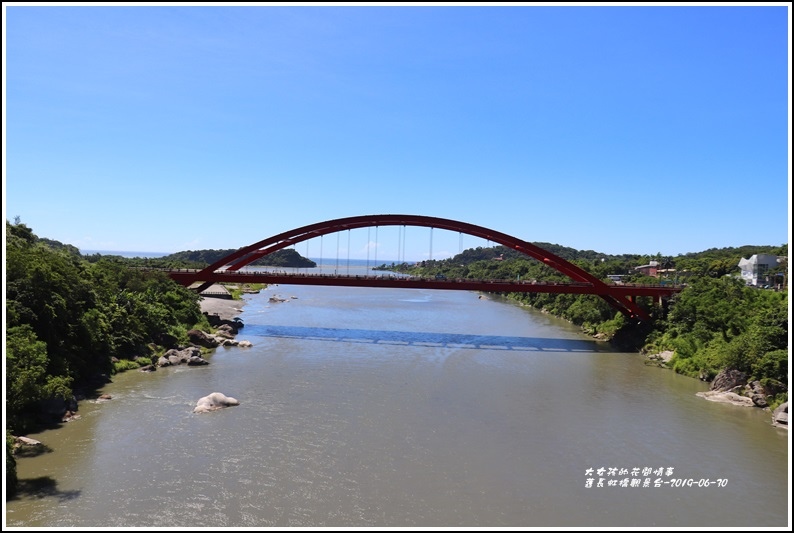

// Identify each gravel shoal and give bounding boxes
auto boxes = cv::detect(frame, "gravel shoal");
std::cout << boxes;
[199,296,246,321]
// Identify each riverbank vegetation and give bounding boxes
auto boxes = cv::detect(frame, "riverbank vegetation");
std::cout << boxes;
[5,221,211,434]
[385,243,788,410]
[5,220,788,496]
[226,283,267,300]
[5,221,226,497]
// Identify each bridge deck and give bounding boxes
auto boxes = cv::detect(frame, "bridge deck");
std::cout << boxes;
[165,269,682,298]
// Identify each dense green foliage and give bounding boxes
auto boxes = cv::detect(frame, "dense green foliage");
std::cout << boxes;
[5,221,209,434]
[643,276,788,383]
[162,247,317,268]
[82,253,206,270]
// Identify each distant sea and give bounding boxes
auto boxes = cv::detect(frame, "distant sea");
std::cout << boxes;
[80,250,171,258]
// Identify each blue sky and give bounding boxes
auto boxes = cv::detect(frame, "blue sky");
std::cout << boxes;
[3,4,791,261]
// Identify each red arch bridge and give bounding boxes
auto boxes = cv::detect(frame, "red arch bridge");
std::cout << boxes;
[165,214,682,322]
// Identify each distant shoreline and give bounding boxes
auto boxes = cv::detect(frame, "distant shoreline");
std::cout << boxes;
[81,249,170,258]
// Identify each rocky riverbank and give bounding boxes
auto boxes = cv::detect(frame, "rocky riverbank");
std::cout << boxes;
[645,353,788,430]
[175,296,251,351]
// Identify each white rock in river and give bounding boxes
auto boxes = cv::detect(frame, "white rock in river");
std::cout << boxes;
[193,392,240,413]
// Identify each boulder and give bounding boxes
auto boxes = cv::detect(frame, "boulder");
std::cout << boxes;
[62,410,81,422]
[772,402,788,428]
[745,380,770,408]
[193,392,240,413]
[160,346,206,367]
[165,346,201,362]
[710,369,748,392]
[187,355,210,366]
[214,324,237,339]
[187,329,220,348]
[14,436,43,448]
[647,350,674,364]
[204,313,243,332]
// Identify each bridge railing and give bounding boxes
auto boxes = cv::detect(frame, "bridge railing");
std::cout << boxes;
[163,268,683,288]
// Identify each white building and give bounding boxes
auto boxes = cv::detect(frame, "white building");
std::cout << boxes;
[737,254,780,287]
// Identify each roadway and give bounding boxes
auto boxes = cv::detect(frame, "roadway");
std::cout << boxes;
[164,269,683,298]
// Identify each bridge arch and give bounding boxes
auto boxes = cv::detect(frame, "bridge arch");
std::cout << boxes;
[187,214,649,320]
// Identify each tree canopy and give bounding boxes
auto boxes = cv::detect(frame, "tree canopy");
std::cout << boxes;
[5,221,208,434]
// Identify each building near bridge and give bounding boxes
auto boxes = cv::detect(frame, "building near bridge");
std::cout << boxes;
[199,283,233,299]
[737,254,783,287]
[634,261,659,277]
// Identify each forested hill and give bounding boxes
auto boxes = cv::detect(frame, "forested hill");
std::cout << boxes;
[450,243,639,264]
[445,243,787,266]
[161,248,316,268]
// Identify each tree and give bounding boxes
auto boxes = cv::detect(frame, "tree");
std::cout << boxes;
[5,325,73,432]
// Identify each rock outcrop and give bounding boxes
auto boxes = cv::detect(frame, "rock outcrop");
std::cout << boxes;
[647,350,674,364]
[744,380,771,408]
[710,369,748,392]
[157,346,209,367]
[772,402,788,429]
[187,329,220,348]
[187,322,252,350]
[13,436,43,448]
[204,313,244,333]
[696,390,756,407]
[701,369,787,412]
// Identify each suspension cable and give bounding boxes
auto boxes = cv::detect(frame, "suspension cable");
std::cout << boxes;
[402,225,407,264]
[397,225,402,265]
[429,226,434,261]
[336,232,340,275]
[399,225,404,265]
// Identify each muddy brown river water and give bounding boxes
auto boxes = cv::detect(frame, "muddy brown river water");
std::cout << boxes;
[6,283,790,528]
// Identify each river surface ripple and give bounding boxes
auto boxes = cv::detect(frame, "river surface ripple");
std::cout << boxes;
[5,284,790,528]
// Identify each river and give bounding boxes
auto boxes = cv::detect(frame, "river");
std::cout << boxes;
[5,282,790,528]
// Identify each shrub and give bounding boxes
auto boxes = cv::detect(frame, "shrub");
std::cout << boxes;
[752,349,788,384]
[112,358,144,374]
[768,392,787,412]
